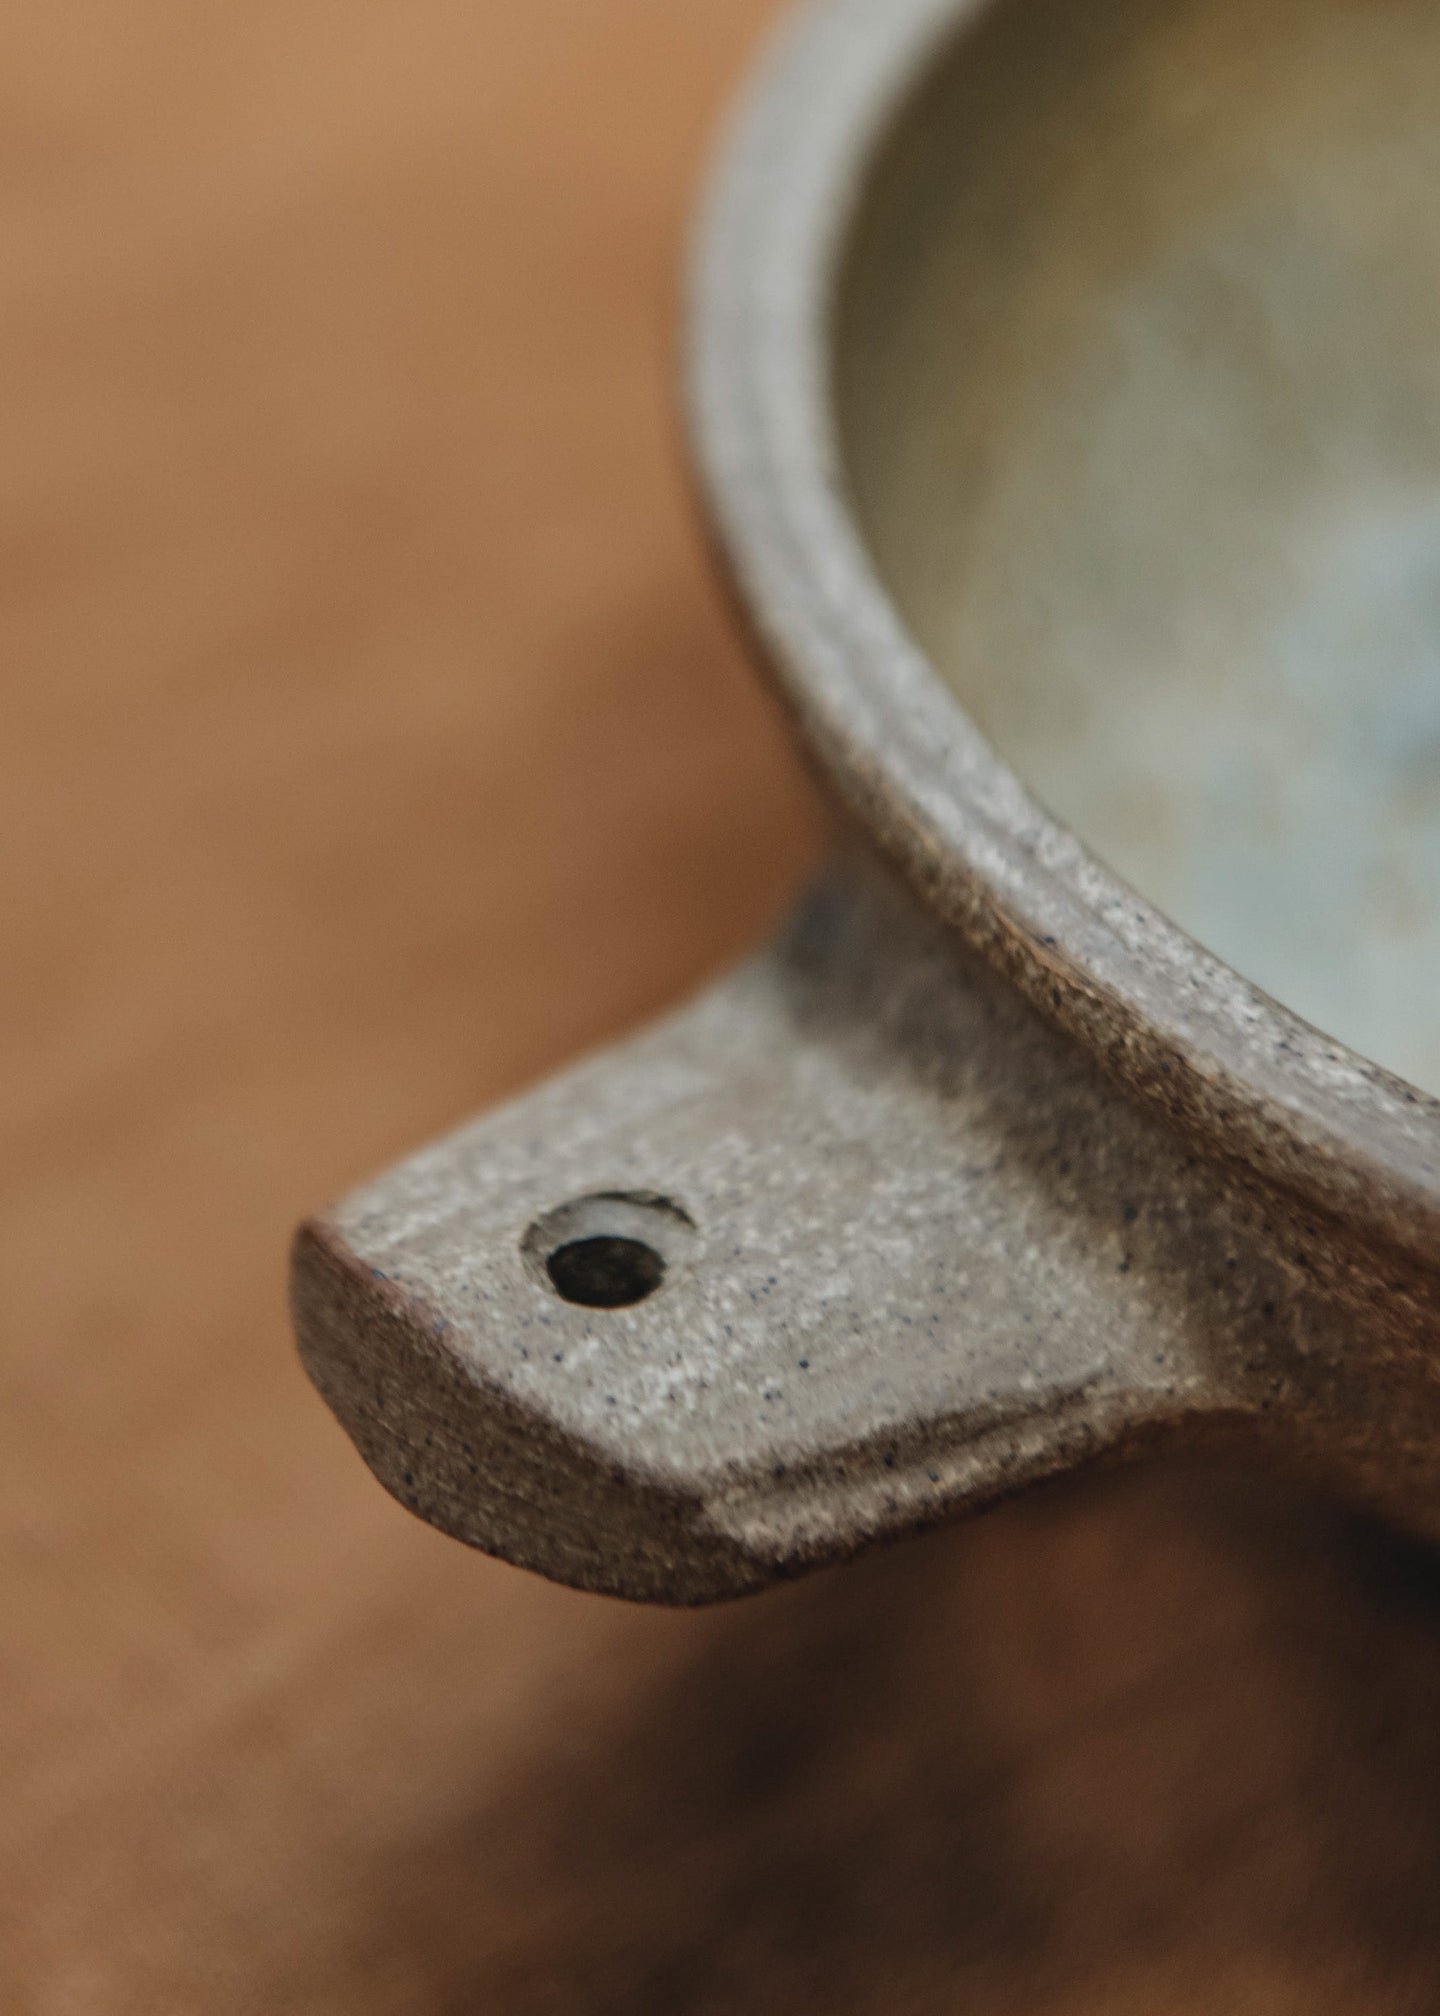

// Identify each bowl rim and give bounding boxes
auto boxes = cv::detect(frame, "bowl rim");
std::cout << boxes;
[684,0,1440,1262]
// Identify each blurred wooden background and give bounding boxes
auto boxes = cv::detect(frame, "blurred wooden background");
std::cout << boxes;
[4,2,1440,2009]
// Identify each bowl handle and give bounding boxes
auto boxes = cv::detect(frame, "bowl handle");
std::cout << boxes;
[291,852,1427,1602]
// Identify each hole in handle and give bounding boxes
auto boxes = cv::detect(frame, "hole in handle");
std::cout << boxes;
[522,1192,697,1310]
[545,1234,665,1308]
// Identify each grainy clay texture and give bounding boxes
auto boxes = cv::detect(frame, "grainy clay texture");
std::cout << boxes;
[295,854,1440,1601]
[13,0,1440,2009]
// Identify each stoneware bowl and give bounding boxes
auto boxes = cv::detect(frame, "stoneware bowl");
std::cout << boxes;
[292,0,1440,1602]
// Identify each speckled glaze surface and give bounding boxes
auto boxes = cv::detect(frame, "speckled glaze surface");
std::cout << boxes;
[838,0,1440,1102]
[292,0,1440,1601]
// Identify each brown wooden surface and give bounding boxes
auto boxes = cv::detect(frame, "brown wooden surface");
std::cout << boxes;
[5,3,1440,2009]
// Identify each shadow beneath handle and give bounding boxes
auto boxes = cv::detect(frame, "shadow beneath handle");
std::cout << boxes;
[349,1464,1440,2014]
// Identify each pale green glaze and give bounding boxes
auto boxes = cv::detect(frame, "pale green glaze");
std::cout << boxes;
[840,0,1440,1094]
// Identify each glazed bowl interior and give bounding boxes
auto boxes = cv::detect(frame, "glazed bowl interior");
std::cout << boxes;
[836,0,1440,1098]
